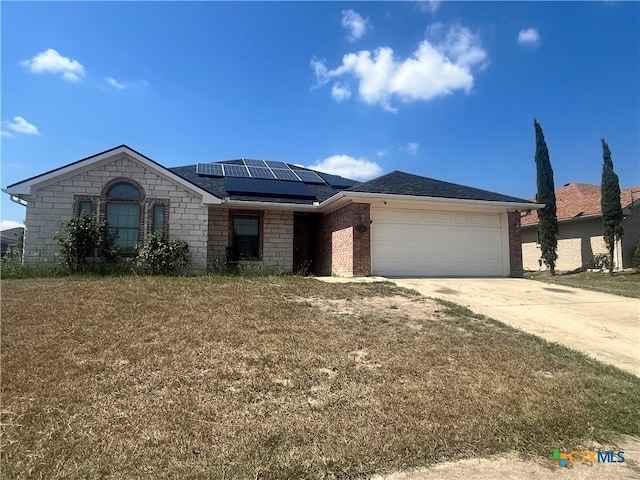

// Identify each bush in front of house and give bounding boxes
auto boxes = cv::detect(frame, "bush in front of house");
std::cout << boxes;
[135,231,190,275]
[588,253,611,271]
[55,212,119,273]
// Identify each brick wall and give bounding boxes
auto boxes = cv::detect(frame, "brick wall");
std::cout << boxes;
[331,227,353,276]
[315,202,371,276]
[507,211,523,278]
[23,154,209,273]
[207,207,294,273]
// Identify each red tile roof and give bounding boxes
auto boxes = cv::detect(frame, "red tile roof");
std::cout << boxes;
[521,182,640,226]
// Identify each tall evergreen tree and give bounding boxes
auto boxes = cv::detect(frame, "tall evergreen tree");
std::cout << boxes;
[533,119,558,275]
[600,138,624,275]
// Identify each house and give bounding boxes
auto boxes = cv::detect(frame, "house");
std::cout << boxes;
[1,226,24,257]
[521,182,640,271]
[3,145,540,277]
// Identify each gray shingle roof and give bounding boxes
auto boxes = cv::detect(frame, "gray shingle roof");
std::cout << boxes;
[169,165,354,204]
[348,171,532,204]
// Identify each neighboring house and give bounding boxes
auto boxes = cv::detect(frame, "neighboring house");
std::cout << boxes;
[1,226,24,257]
[3,145,539,277]
[521,182,640,271]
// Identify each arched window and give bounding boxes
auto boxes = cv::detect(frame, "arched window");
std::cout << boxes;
[106,182,141,253]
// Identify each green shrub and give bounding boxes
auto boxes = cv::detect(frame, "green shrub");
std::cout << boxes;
[135,231,190,275]
[588,253,611,270]
[55,212,119,273]
[633,245,640,269]
[0,256,61,279]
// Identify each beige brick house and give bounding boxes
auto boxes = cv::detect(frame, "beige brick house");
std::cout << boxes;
[4,145,539,277]
[521,182,640,271]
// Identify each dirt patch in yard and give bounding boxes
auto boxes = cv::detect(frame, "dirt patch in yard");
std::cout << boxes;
[290,293,439,325]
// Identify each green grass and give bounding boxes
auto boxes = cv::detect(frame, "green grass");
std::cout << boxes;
[525,270,640,298]
[0,256,62,279]
[2,276,639,479]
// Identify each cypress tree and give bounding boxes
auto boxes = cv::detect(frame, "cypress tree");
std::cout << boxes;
[533,119,558,275]
[600,138,623,275]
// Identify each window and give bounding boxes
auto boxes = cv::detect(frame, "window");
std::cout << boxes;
[108,183,140,198]
[79,201,92,215]
[106,182,141,253]
[233,214,260,258]
[153,204,164,232]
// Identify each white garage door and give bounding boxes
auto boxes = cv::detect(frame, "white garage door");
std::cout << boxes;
[371,208,505,276]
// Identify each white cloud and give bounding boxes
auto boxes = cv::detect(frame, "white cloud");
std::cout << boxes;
[517,28,541,47]
[4,117,40,135]
[1,130,14,137]
[105,77,149,91]
[310,57,330,87]
[0,220,25,231]
[106,77,126,90]
[331,83,352,102]
[342,9,371,42]
[307,155,382,181]
[311,24,487,112]
[417,0,441,13]
[404,142,419,154]
[21,49,85,82]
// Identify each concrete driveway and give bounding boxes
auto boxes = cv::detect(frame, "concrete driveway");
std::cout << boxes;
[391,278,640,376]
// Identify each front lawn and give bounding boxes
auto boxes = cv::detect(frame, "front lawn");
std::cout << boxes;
[525,270,640,298]
[2,276,638,479]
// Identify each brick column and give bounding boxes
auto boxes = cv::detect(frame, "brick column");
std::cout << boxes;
[508,211,523,278]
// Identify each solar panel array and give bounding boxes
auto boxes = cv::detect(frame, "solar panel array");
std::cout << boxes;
[196,159,326,185]
[224,178,316,199]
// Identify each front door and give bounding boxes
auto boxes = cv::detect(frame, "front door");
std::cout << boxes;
[293,213,314,274]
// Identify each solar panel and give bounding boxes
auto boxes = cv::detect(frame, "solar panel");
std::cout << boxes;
[272,168,301,181]
[196,163,224,177]
[222,164,250,177]
[294,170,325,184]
[316,172,356,188]
[264,161,289,170]
[252,179,287,196]
[225,177,256,194]
[247,166,276,179]
[243,159,267,167]
[281,181,316,199]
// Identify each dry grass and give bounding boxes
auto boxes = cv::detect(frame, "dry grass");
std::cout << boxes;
[2,276,639,479]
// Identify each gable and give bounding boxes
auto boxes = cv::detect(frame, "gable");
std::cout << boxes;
[4,145,221,205]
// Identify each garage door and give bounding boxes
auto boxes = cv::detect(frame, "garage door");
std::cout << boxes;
[371,208,505,276]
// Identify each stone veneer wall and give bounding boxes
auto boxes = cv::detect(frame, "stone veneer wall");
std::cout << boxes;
[315,202,371,276]
[620,207,639,268]
[23,155,209,273]
[207,207,294,273]
[521,216,625,271]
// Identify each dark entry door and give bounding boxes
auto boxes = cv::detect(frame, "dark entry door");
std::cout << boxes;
[293,213,313,274]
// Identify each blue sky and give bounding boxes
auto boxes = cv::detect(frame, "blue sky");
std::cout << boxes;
[2,1,639,228]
